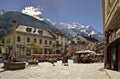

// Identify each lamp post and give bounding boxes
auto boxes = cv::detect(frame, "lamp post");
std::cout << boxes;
[52,40,56,54]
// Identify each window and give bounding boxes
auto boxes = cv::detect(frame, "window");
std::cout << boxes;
[38,30,43,35]
[26,27,32,32]
[34,38,36,43]
[27,37,30,42]
[44,48,47,54]
[39,39,42,44]
[45,40,47,44]
[17,36,20,42]
[49,41,52,45]
[6,38,11,43]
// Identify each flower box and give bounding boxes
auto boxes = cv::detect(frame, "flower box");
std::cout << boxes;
[28,59,38,65]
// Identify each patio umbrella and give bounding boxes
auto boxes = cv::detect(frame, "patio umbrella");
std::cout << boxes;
[75,50,96,54]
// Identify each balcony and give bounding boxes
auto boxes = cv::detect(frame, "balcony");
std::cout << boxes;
[109,29,120,43]
[104,0,120,31]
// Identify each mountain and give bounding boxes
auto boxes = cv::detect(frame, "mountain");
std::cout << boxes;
[0,11,103,42]
[47,20,103,41]
[0,11,60,37]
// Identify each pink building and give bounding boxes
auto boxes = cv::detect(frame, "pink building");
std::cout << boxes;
[67,43,86,56]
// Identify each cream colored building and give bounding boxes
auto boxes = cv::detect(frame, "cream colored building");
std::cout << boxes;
[55,32,68,54]
[3,25,56,58]
[102,0,120,71]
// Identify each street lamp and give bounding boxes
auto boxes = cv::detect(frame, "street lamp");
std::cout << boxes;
[52,40,56,54]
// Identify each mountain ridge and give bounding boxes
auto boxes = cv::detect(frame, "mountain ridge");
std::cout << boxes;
[0,11,103,42]
[47,20,103,41]
[0,11,60,37]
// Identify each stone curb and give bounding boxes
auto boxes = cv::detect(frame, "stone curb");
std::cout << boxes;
[104,69,112,79]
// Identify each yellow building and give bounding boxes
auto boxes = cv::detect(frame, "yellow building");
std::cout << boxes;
[102,0,120,71]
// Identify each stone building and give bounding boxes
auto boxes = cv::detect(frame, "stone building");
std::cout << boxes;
[102,0,120,71]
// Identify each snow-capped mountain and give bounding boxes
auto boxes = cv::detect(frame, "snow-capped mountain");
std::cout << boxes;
[0,9,6,15]
[47,19,103,41]
[46,19,77,38]
[21,6,103,42]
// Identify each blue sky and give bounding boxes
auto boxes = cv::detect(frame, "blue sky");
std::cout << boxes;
[0,0,103,33]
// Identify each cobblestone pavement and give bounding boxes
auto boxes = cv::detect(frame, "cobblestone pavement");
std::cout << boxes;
[0,60,110,79]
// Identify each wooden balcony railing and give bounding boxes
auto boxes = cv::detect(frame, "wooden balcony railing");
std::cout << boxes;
[109,29,120,43]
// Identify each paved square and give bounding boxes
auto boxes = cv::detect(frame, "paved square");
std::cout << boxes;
[0,60,110,79]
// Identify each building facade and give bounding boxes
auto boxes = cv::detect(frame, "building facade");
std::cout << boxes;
[55,32,68,54]
[102,0,120,71]
[67,34,98,56]
[3,25,56,59]
[96,42,104,56]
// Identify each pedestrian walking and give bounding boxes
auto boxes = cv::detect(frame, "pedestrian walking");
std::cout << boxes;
[50,56,55,66]
[62,56,65,65]
[62,56,68,66]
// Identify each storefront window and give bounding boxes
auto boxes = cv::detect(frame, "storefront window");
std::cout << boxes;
[112,47,116,61]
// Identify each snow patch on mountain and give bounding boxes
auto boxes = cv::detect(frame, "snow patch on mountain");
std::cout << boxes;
[90,31,96,35]
[47,20,103,41]
[0,9,6,15]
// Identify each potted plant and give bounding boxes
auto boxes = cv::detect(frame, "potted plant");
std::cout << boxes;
[28,59,39,65]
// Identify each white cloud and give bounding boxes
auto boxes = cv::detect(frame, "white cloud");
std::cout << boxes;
[22,6,44,20]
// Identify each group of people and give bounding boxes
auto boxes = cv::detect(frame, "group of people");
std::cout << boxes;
[77,53,103,63]
[49,55,69,66]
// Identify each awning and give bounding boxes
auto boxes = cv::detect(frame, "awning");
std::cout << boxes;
[75,50,96,54]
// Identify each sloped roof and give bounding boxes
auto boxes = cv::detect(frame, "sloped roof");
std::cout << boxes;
[16,25,54,38]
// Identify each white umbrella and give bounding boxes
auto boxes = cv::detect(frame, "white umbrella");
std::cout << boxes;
[75,50,96,54]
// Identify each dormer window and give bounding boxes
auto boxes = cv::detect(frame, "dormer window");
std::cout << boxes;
[38,30,43,35]
[26,27,32,32]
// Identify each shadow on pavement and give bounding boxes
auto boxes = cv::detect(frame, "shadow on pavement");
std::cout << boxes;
[0,66,8,73]
[98,67,104,72]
